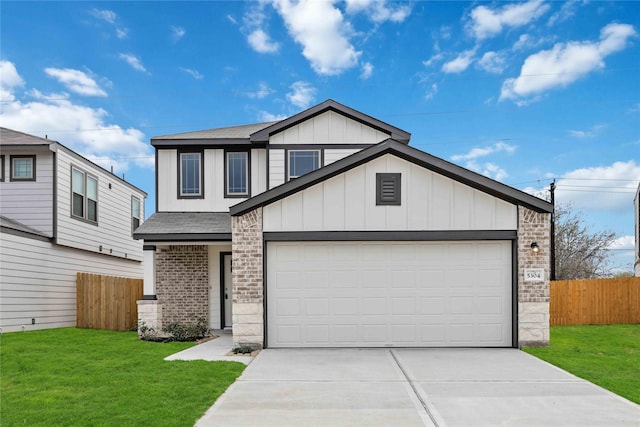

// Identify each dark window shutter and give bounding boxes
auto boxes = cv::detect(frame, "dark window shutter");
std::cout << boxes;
[376,173,401,206]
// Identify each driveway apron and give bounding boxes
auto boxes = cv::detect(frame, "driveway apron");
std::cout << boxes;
[196,348,640,427]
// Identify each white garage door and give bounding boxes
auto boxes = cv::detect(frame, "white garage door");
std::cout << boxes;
[267,241,512,348]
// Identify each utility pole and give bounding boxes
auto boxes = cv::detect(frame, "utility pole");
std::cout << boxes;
[550,180,556,281]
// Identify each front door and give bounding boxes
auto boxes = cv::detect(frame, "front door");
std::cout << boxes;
[221,253,233,329]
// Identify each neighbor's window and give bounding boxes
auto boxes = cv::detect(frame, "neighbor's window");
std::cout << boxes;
[288,150,320,179]
[226,151,249,197]
[0,155,4,182]
[179,152,202,197]
[10,155,36,181]
[72,166,98,223]
[132,196,141,233]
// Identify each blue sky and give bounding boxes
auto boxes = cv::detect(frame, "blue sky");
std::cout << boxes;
[1,1,639,273]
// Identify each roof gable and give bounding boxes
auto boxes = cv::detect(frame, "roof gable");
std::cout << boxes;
[249,99,411,144]
[230,139,553,216]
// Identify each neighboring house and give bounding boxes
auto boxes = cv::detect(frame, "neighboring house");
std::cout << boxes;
[0,128,146,332]
[134,99,552,348]
[636,182,640,277]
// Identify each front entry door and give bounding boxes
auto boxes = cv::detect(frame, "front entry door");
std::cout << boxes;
[221,253,233,329]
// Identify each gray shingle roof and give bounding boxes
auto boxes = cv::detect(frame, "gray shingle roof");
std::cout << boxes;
[133,212,231,242]
[0,215,50,239]
[152,122,278,141]
[0,127,55,146]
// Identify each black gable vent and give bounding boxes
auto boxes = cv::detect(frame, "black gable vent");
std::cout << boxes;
[376,173,401,206]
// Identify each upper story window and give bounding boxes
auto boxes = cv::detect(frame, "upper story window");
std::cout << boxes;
[288,150,320,180]
[179,151,203,198]
[132,196,141,233]
[226,151,249,197]
[10,155,36,181]
[0,155,4,182]
[72,166,98,224]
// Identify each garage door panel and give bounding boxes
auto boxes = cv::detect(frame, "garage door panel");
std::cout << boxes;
[267,241,512,347]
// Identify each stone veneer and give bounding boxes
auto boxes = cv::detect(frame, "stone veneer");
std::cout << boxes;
[517,206,551,346]
[155,245,209,325]
[231,208,264,349]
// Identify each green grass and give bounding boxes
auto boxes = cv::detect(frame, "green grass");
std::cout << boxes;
[1,328,245,426]
[524,324,640,404]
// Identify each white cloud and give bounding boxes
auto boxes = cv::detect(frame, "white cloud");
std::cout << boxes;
[89,8,127,39]
[425,83,438,100]
[246,82,274,99]
[258,110,287,122]
[0,60,25,101]
[451,141,517,162]
[548,1,580,27]
[273,0,361,75]
[345,0,411,23]
[247,29,280,53]
[501,23,637,102]
[286,81,317,108]
[568,124,605,138]
[467,0,550,40]
[360,62,373,79]
[609,235,635,250]
[227,15,238,25]
[478,51,507,74]
[0,61,153,172]
[442,49,475,74]
[44,68,107,97]
[179,67,204,80]
[115,28,128,39]
[118,53,148,73]
[555,161,640,211]
[422,52,443,68]
[171,25,186,41]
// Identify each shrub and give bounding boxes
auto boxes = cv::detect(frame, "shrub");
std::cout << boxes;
[162,318,209,342]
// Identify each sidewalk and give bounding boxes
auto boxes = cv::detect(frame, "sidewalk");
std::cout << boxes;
[164,333,254,365]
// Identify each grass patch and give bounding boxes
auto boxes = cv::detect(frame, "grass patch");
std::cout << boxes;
[523,324,640,404]
[1,328,245,426]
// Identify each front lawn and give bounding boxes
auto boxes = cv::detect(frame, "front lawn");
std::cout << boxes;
[0,328,245,426]
[524,324,640,404]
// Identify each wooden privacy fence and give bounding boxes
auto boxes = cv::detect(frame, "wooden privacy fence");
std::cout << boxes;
[76,273,143,331]
[550,277,640,326]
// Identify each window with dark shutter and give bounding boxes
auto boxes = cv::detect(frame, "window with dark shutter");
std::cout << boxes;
[376,173,401,206]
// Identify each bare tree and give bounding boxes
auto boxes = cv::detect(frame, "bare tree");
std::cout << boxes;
[554,204,616,280]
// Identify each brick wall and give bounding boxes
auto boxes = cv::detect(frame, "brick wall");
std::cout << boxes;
[156,245,209,325]
[231,208,264,348]
[518,206,551,346]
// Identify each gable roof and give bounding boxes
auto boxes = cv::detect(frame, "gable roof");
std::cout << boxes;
[0,127,54,146]
[149,99,411,147]
[230,139,553,216]
[250,99,411,144]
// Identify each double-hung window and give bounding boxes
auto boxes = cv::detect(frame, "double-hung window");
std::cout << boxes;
[226,151,249,197]
[132,197,141,233]
[72,167,98,223]
[179,151,203,197]
[10,155,36,181]
[288,150,320,180]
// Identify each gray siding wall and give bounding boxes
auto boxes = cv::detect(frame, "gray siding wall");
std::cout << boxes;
[0,231,142,332]
[55,148,145,261]
[0,149,54,236]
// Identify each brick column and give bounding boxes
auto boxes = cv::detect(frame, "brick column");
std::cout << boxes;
[231,208,264,349]
[518,206,551,346]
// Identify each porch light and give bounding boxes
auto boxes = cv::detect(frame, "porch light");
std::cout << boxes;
[530,242,540,253]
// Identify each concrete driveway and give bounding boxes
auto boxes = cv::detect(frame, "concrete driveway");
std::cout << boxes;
[196,348,640,427]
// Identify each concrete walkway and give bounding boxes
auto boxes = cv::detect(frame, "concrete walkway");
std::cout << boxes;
[196,348,640,427]
[164,333,253,365]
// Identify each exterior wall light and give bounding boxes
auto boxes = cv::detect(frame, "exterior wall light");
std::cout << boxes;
[530,242,540,253]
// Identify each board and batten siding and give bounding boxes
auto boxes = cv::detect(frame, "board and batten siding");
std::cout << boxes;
[268,111,390,145]
[263,154,517,232]
[157,148,267,211]
[0,231,142,332]
[0,150,54,236]
[55,148,144,261]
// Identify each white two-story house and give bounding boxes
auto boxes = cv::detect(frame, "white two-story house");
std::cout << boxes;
[135,99,553,349]
[0,127,146,332]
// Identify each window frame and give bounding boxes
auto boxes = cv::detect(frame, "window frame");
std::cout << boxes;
[224,150,250,198]
[132,196,142,234]
[287,149,321,181]
[71,165,99,225]
[177,150,204,199]
[10,155,36,182]
[0,155,4,182]
[376,173,401,206]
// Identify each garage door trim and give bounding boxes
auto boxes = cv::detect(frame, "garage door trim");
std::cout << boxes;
[263,232,518,349]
